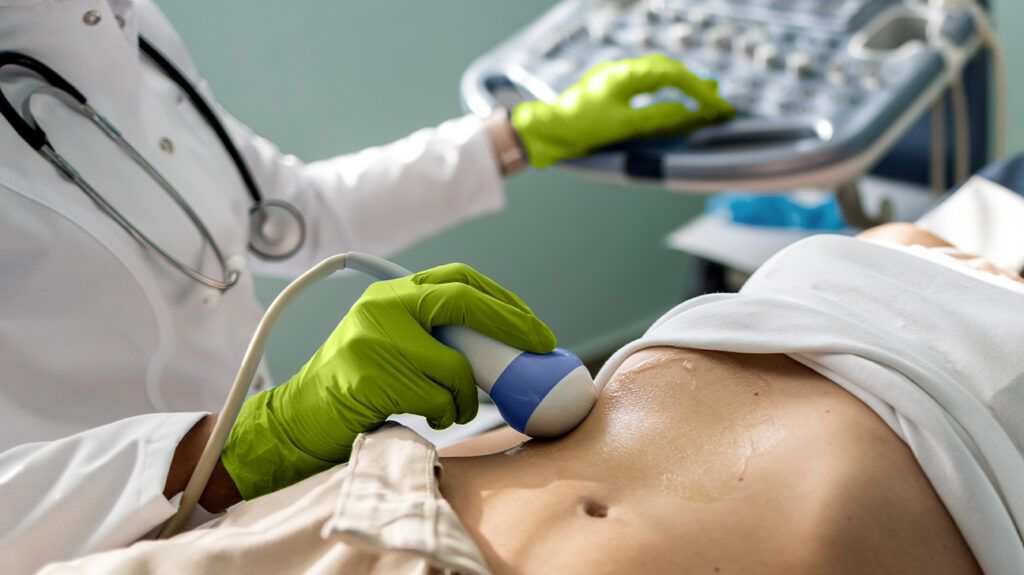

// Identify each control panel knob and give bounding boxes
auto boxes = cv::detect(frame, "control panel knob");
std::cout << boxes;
[787,52,814,78]
[587,20,613,43]
[619,26,652,47]
[827,62,847,85]
[707,27,733,52]
[861,62,883,90]
[735,30,764,59]
[665,7,686,22]
[666,22,697,50]
[688,7,713,28]
[754,43,782,70]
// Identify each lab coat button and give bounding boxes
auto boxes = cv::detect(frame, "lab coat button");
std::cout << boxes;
[83,10,102,26]
[159,137,175,154]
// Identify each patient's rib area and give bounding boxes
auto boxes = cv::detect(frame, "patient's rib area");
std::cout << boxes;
[440,348,981,574]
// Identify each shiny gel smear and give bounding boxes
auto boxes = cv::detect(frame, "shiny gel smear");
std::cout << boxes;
[599,349,783,501]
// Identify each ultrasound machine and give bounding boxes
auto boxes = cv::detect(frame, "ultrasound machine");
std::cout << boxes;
[461,0,1005,288]
[461,0,998,190]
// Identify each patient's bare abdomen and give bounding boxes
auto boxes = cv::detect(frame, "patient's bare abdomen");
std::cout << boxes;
[598,350,785,502]
[441,348,979,575]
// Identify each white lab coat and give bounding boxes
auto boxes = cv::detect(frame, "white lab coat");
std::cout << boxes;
[0,0,505,570]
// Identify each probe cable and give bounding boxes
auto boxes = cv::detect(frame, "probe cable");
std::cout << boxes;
[158,253,410,538]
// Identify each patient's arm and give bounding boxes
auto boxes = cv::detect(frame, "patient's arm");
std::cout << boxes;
[856,222,955,246]
[859,222,1023,282]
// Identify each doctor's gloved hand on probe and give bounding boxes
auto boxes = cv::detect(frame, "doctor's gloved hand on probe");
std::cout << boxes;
[219,263,556,500]
[511,53,736,169]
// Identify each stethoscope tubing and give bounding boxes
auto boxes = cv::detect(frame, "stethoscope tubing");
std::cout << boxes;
[0,51,86,150]
[0,56,240,291]
[0,38,306,289]
[137,37,306,262]
[138,37,262,207]
[40,139,240,291]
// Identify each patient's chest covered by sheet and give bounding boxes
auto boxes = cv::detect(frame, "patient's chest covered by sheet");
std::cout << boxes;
[594,235,1024,575]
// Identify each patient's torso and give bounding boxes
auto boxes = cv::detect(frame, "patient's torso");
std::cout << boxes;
[440,348,979,574]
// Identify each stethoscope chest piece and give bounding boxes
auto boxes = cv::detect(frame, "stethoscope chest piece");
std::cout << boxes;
[249,200,306,261]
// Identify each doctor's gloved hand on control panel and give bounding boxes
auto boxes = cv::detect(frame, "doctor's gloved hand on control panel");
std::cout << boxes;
[220,263,556,500]
[512,54,735,168]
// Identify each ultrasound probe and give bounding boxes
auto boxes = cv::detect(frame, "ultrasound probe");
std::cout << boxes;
[160,252,597,537]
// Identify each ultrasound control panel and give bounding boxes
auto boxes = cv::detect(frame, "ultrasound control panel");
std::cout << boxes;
[460,0,980,191]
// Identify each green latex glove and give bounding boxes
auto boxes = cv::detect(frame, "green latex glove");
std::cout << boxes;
[221,263,556,499]
[512,53,736,168]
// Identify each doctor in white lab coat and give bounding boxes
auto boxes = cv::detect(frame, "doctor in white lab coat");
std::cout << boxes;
[0,0,732,570]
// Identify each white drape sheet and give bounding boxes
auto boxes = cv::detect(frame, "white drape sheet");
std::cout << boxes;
[595,235,1024,575]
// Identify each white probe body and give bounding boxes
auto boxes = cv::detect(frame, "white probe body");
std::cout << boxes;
[356,254,596,438]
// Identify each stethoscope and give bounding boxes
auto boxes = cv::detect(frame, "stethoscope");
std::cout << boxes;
[0,37,306,292]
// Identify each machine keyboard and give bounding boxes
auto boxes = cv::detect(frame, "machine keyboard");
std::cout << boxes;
[461,0,978,189]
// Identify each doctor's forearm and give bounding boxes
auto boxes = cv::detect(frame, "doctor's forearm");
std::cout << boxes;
[163,414,242,512]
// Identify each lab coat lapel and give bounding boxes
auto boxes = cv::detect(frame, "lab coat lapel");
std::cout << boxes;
[0,0,250,277]
[0,0,146,139]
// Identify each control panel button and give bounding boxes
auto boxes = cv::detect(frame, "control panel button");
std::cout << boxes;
[587,20,613,43]
[665,7,686,22]
[735,29,766,59]
[618,26,652,47]
[861,62,883,90]
[787,52,814,77]
[826,62,848,85]
[707,27,733,52]
[666,22,698,50]
[688,8,713,28]
[754,43,783,70]
[825,87,861,106]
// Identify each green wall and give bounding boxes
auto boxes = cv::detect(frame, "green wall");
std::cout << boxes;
[159,1,704,382]
[160,1,1023,383]
[992,0,1024,156]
